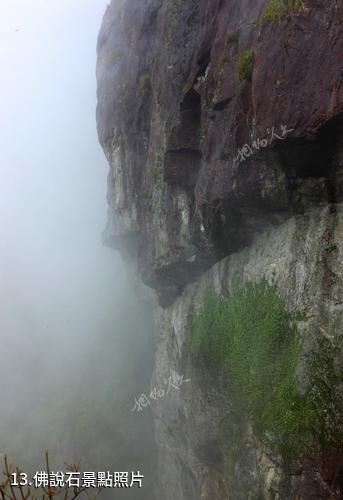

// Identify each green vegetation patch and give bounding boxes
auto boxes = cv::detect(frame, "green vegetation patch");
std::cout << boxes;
[236,49,254,82]
[139,186,150,201]
[260,0,302,27]
[227,29,240,43]
[190,278,343,461]
[164,0,182,47]
[218,29,240,74]
[151,153,164,189]
[137,71,150,96]
[101,47,123,65]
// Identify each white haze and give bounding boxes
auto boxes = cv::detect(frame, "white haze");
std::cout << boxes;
[0,0,155,483]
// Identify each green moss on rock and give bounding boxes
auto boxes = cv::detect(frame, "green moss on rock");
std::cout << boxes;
[227,29,240,43]
[152,153,164,188]
[260,0,302,27]
[236,49,254,82]
[190,278,343,462]
[164,0,182,47]
[137,72,150,96]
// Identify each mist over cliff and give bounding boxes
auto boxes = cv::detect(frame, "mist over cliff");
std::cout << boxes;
[1,1,342,499]
[0,1,156,499]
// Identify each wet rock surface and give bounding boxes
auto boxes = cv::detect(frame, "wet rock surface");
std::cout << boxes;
[96,1,343,498]
[151,204,343,499]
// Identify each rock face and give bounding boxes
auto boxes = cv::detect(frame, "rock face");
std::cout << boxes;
[96,1,343,498]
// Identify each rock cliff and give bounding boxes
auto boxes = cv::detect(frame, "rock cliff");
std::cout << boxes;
[96,1,343,498]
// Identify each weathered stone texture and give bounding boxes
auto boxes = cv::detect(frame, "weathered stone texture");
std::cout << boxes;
[96,1,343,497]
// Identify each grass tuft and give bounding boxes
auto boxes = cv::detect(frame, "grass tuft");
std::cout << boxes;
[260,0,302,27]
[236,49,254,82]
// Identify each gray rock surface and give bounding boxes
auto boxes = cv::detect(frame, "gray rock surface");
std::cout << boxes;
[96,1,343,498]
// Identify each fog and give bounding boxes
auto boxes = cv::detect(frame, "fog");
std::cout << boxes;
[0,1,156,497]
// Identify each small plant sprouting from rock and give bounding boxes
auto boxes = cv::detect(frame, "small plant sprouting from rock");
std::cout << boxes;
[152,154,164,189]
[276,73,288,86]
[227,29,240,44]
[260,0,303,27]
[137,72,150,97]
[140,186,150,202]
[164,0,182,47]
[236,49,254,82]
[100,47,123,65]
[218,29,240,74]
[283,29,294,49]
[218,52,229,74]
[190,277,343,462]
[200,116,209,147]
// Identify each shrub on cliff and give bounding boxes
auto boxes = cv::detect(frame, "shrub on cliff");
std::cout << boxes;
[236,49,254,82]
[190,278,343,462]
[260,0,303,26]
